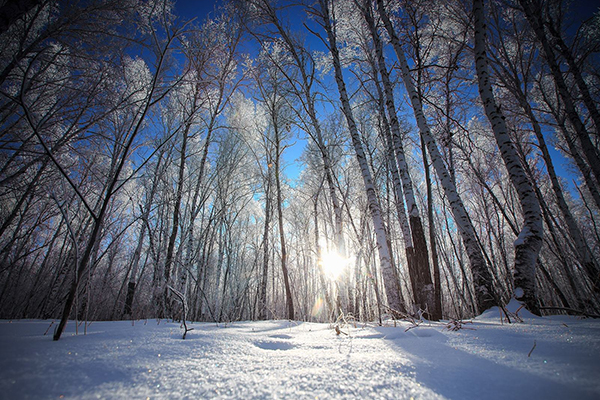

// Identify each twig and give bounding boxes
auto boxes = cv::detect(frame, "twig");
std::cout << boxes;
[499,304,512,324]
[445,319,476,331]
[44,320,55,336]
[382,304,412,320]
[168,286,194,339]
[528,340,536,357]
[335,325,348,336]
[500,304,523,323]
[404,322,421,332]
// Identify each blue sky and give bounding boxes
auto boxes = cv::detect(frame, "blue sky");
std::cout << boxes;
[171,0,595,190]
[173,0,307,183]
[174,0,218,22]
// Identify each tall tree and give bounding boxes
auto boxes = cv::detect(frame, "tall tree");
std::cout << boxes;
[485,3,600,299]
[48,2,184,340]
[376,0,497,313]
[239,0,348,297]
[310,0,404,314]
[473,0,543,314]
[359,0,440,319]
[252,43,296,320]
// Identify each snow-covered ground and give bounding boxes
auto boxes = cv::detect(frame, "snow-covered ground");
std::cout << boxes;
[1,305,599,399]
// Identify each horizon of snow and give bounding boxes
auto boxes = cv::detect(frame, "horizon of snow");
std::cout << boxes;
[1,304,599,399]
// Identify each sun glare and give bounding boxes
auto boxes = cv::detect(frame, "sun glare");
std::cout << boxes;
[319,251,353,280]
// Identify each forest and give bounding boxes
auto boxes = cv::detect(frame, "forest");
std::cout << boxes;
[0,0,599,343]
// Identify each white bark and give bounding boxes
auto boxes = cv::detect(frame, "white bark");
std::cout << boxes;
[360,0,440,319]
[317,0,403,313]
[473,0,543,314]
[375,0,495,312]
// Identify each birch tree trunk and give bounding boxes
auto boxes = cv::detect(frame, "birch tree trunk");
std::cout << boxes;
[315,0,403,313]
[517,89,600,296]
[534,76,600,211]
[361,0,440,320]
[376,0,496,313]
[422,135,443,318]
[473,0,543,314]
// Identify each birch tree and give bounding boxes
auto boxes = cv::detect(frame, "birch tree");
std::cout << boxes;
[474,0,543,315]
[309,0,404,314]
[358,0,440,319]
[518,0,600,193]
[239,0,348,297]
[376,0,497,313]
[485,3,600,301]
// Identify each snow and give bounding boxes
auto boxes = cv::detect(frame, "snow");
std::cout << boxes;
[514,287,524,299]
[513,226,530,247]
[1,308,599,399]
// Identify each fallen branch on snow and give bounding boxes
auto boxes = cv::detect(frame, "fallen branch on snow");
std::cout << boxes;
[528,340,536,357]
[445,319,475,331]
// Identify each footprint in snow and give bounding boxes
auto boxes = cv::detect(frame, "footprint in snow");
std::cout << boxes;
[254,340,295,351]
[268,334,292,339]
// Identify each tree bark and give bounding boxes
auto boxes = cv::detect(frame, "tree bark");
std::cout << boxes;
[274,122,295,320]
[361,0,439,320]
[376,0,496,313]
[316,0,403,313]
[258,167,272,320]
[474,0,543,314]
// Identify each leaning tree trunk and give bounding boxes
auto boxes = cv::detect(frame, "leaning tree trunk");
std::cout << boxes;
[376,0,496,313]
[376,84,418,312]
[362,0,439,320]
[422,134,443,318]
[473,0,543,314]
[51,25,178,340]
[369,65,422,316]
[515,87,600,296]
[317,0,403,313]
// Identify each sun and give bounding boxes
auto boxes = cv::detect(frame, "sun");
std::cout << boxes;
[319,250,352,280]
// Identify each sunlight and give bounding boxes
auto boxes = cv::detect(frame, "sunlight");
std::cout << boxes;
[310,297,324,318]
[319,250,353,280]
